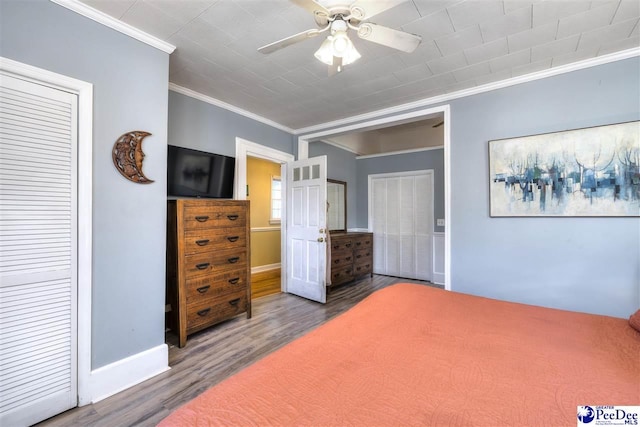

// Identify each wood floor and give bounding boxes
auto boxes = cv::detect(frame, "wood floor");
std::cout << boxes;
[250,268,281,299]
[37,275,442,427]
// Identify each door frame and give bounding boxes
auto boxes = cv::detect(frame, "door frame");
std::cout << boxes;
[0,57,93,404]
[234,137,294,292]
[296,104,451,291]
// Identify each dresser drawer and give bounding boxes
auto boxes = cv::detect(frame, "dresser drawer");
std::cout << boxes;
[354,248,372,264]
[331,238,353,252]
[330,250,353,269]
[186,291,247,333]
[352,235,372,249]
[183,227,246,254]
[183,248,247,278]
[331,265,353,286]
[185,270,247,305]
[183,205,247,230]
[353,261,372,277]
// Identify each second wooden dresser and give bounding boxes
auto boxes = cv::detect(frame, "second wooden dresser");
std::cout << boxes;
[167,199,251,347]
[329,232,373,288]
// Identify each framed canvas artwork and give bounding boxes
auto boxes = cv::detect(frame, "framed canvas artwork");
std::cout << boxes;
[489,121,640,217]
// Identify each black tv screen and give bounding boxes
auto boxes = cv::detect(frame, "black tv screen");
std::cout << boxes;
[167,145,235,198]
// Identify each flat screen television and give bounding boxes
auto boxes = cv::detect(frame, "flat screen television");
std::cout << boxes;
[167,145,235,198]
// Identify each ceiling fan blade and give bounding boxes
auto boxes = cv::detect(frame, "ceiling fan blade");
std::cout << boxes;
[290,0,330,22]
[258,29,321,54]
[357,23,421,53]
[349,0,407,20]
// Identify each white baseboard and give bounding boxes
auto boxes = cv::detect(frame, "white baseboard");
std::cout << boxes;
[251,263,281,274]
[89,343,169,403]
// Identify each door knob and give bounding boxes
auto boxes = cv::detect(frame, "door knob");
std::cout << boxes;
[317,237,325,242]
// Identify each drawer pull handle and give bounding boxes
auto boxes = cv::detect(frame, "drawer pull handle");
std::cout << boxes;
[196,285,210,294]
[227,236,239,242]
[228,277,240,285]
[195,239,210,246]
[356,242,361,246]
[333,245,339,250]
[346,257,351,261]
[195,216,209,222]
[334,259,339,264]
[227,257,240,264]
[196,263,210,270]
[345,243,352,248]
[356,254,362,259]
[197,308,211,317]
[228,298,240,306]
[227,214,239,221]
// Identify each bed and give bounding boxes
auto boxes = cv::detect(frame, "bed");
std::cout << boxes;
[159,283,640,426]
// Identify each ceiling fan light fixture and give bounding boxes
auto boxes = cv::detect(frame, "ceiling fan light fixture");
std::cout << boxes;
[314,32,361,68]
[314,37,335,65]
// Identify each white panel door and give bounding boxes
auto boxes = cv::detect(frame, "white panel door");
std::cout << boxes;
[0,74,78,426]
[369,170,434,282]
[286,156,327,303]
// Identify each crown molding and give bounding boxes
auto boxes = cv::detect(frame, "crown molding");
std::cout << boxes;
[356,146,444,160]
[169,83,295,134]
[49,0,176,54]
[319,139,360,155]
[295,47,640,136]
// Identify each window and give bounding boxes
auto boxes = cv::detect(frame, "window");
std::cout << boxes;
[270,176,281,224]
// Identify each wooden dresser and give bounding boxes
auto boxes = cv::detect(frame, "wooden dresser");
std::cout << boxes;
[166,199,251,347]
[329,232,373,288]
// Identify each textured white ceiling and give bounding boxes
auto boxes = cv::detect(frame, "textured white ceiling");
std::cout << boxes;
[80,0,640,131]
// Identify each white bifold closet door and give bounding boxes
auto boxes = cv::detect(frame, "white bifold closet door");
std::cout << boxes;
[0,73,78,426]
[370,171,433,281]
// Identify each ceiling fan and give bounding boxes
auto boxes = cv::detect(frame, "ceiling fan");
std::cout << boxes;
[258,0,422,76]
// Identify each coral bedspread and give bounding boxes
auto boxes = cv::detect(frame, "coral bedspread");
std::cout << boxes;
[159,284,640,426]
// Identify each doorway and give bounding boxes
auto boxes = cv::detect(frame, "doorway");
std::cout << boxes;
[246,156,282,298]
[296,104,451,290]
[234,138,294,295]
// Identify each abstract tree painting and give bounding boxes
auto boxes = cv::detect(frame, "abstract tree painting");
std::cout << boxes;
[489,121,640,217]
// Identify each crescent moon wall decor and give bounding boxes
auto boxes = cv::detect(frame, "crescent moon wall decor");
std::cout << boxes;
[112,130,154,184]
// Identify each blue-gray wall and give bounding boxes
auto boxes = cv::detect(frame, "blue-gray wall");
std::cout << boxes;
[309,142,358,230]
[356,149,445,233]
[448,57,639,318]
[168,91,294,156]
[1,0,170,368]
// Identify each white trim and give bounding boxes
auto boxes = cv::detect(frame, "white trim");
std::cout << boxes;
[89,344,169,403]
[294,47,639,135]
[319,139,360,154]
[0,56,96,406]
[170,83,294,134]
[357,146,444,160]
[251,226,281,232]
[296,103,451,292]
[235,138,294,294]
[432,232,445,285]
[298,107,443,147]
[251,263,281,274]
[49,0,175,54]
[347,227,370,232]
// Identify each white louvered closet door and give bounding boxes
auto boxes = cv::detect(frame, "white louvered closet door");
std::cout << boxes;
[370,171,433,281]
[0,74,78,426]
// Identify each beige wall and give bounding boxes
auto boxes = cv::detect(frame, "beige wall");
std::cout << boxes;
[247,157,281,268]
